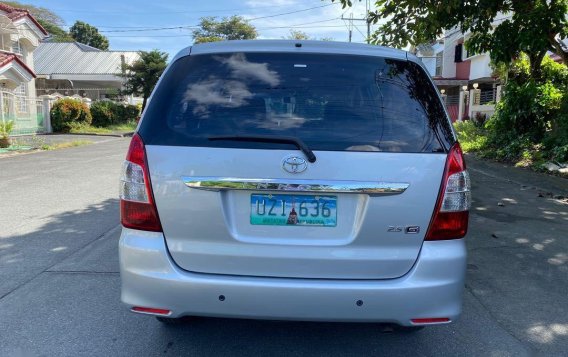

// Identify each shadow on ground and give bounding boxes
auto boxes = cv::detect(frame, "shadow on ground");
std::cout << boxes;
[465,167,568,354]
[0,198,120,298]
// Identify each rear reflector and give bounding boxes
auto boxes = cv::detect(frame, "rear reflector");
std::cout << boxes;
[120,134,162,232]
[131,306,171,316]
[425,143,470,240]
[120,200,162,232]
[411,318,450,324]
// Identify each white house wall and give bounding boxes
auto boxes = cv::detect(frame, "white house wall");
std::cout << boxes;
[468,54,493,81]
[442,29,462,79]
[13,18,44,47]
[421,57,437,77]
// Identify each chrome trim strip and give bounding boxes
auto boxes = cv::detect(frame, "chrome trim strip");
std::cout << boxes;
[182,177,409,195]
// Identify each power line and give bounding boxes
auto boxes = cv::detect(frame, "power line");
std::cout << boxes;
[105,25,348,38]
[48,2,319,14]
[62,3,339,32]
[341,0,371,43]
[242,3,337,21]
[97,15,342,34]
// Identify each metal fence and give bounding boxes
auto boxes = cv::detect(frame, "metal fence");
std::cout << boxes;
[478,89,497,105]
[1,92,46,135]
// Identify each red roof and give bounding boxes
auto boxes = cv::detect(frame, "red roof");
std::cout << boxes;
[0,52,36,78]
[0,3,48,36]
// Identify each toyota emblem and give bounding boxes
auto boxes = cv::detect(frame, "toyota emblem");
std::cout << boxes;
[282,156,307,174]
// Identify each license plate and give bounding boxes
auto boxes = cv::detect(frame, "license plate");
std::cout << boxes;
[250,194,337,227]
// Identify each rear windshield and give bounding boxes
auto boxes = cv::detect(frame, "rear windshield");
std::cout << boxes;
[139,52,453,152]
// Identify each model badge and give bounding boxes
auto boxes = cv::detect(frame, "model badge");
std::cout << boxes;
[282,156,307,174]
[387,226,420,234]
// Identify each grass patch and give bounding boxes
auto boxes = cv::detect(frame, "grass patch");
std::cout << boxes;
[68,121,137,135]
[453,121,489,152]
[41,140,93,151]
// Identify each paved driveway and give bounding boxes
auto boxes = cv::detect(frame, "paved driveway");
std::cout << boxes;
[0,140,566,356]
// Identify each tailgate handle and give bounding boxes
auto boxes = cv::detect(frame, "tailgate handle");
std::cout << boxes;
[182,177,409,195]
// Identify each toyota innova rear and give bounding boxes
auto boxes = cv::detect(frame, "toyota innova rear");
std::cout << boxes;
[119,40,470,327]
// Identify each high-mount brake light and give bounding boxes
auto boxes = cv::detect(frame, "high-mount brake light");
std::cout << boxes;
[425,143,470,240]
[119,134,162,232]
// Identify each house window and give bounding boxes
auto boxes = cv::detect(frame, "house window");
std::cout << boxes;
[14,83,28,113]
[465,46,478,59]
[435,51,443,76]
[11,40,22,56]
[454,43,463,62]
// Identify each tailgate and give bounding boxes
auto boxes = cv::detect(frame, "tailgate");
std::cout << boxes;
[147,146,445,279]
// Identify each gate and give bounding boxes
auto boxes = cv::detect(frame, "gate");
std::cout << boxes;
[445,94,459,122]
[1,92,45,135]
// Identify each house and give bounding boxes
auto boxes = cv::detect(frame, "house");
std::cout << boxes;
[415,16,514,122]
[549,39,568,64]
[416,15,568,123]
[0,3,48,134]
[34,42,140,103]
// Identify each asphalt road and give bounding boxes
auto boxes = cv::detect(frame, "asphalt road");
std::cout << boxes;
[1,138,567,356]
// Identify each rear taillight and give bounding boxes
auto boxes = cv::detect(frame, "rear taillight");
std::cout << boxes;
[120,134,162,232]
[425,143,470,240]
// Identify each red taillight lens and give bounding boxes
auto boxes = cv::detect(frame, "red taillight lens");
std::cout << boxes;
[131,306,171,316]
[425,143,470,241]
[120,134,162,232]
[120,200,162,232]
[411,317,450,324]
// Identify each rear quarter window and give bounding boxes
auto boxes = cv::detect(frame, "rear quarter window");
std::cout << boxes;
[139,52,454,152]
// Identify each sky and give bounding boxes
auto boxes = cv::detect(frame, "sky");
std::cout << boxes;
[26,0,375,59]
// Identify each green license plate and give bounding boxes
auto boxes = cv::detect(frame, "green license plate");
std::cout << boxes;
[250,194,337,227]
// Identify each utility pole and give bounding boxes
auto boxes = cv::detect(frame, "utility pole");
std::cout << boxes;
[341,0,372,43]
[348,13,353,42]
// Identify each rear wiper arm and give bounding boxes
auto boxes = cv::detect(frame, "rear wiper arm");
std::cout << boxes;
[208,135,317,163]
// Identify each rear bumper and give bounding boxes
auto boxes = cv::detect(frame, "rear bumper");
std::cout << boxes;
[119,228,467,326]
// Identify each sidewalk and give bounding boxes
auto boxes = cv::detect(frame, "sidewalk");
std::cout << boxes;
[10,134,123,146]
[0,134,123,157]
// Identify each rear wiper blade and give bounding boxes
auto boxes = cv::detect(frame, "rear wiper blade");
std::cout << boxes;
[208,135,317,163]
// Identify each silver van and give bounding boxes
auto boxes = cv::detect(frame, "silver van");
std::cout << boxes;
[119,40,470,329]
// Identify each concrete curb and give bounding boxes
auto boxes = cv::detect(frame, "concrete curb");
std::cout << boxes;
[54,132,135,138]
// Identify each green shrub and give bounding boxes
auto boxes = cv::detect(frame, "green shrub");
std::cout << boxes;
[473,55,568,167]
[50,98,92,132]
[90,101,140,127]
[453,121,488,152]
[91,101,116,127]
[114,104,140,123]
[487,81,562,145]
[549,144,568,162]
[0,120,14,138]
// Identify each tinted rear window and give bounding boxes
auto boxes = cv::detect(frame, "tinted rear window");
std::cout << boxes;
[139,52,453,152]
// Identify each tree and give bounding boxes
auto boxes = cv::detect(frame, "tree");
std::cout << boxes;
[3,1,63,26]
[69,21,109,50]
[335,0,568,79]
[121,50,168,111]
[286,30,311,40]
[192,16,257,44]
[284,29,334,41]
[38,20,74,41]
[3,1,73,41]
